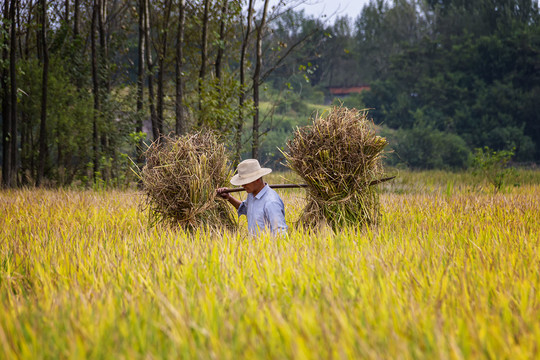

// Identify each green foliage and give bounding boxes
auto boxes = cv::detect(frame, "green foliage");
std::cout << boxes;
[381,126,471,170]
[471,146,517,192]
[198,73,254,138]
[5,0,540,188]
[356,1,540,162]
[18,57,94,184]
[336,93,365,110]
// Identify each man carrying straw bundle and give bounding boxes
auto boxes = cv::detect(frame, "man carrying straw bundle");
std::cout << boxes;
[217,159,288,235]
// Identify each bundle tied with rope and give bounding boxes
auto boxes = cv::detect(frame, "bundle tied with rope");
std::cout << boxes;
[140,131,236,229]
[283,105,388,229]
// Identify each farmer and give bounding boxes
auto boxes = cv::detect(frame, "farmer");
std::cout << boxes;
[217,159,288,235]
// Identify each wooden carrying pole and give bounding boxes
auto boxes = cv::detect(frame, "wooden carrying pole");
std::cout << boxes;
[220,176,396,194]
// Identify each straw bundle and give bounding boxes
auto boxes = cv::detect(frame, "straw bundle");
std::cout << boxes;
[141,131,236,229]
[284,106,388,229]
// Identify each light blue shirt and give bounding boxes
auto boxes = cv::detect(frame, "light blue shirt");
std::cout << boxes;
[237,184,288,235]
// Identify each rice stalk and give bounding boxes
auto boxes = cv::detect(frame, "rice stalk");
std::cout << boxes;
[140,131,236,229]
[284,105,388,229]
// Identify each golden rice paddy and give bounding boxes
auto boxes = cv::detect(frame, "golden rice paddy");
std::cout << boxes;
[1,171,539,359]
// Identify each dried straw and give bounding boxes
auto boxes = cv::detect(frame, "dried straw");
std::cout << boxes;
[284,105,388,229]
[140,131,236,229]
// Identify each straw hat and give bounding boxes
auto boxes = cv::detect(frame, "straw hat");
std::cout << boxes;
[230,159,272,186]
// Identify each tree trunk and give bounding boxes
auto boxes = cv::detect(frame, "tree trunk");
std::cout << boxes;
[175,0,186,135]
[18,3,34,184]
[214,0,229,131]
[37,0,49,187]
[144,0,158,141]
[1,0,12,187]
[16,0,23,59]
[91,0,100,182]
[215,0,228,81]
[136,0,145,160]
[64,0,69,24]
[252,0,270,160]
[99,0,111,93]
[234,0,254,166]
[74,0,79,37]
[8,0,18,186]
[156,0,172,137]
[197,0,210,127]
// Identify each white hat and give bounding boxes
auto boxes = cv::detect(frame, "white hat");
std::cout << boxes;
[230,159,272,186]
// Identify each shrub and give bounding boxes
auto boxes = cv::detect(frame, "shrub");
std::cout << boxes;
[471,146,516,192]
[382,126,471,170]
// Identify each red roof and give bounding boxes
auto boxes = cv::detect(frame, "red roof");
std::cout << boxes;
[328,86,371,95]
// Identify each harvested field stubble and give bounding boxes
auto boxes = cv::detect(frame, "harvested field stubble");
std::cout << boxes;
[141,132,236,229]
[284,106,388,228]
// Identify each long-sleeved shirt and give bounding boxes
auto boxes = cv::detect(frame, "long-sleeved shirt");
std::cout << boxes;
[237,184,288,235]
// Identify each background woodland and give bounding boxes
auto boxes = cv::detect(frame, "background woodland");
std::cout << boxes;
[1,0,539,187]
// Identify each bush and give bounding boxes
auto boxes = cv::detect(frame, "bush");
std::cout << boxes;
[381,126,471,170]
[481,126,535,162]
[471,146,517,191]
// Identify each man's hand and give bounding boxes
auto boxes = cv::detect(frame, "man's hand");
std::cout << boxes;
[216,187,241,210]
[216,187,230,200]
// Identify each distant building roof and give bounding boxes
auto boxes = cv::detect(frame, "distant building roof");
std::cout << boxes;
[328,85,371,95]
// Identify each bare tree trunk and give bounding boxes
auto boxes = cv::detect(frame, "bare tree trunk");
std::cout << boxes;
[214,0,229,131]
[252,0,270,160]
[91,0,100,182]
[144,0,158,141]
[37,0,49,186]
[64,0,69,23]
[156,0,172,136]
[20,1,30,186]
[175,0,186,135]
[136,0,145,160]
[97,0,111,182]
[234,0,254,166]
[215,0,228,81]
[1,1,12,187]
[74,0,80,37]
[197,0,210,127]
[16,0,22,59]
[24,0,32,59]
[9,0,18,186]
[136,0,145,117]
[72,0,82,93]
[98,0,110,93]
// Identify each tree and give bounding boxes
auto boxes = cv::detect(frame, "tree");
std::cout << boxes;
[91,0,100,182]
[175,0,186,135]
[144,0,158,141]
[234,0,254,165]
[197,0,210,127]
[251,0,270,160]
[1,0,18,187]
[156,0,172,137]
[36,0,49,186]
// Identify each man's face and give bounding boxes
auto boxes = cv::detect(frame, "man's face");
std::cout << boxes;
[242,179,259,194]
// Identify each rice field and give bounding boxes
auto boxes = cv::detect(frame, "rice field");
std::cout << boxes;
[1,171,539,359]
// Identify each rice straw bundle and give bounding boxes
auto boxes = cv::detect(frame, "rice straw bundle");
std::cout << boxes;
[141,131,236,229]
[284,105,388,229]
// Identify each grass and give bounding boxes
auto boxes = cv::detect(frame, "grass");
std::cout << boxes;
[1,170,539,359]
